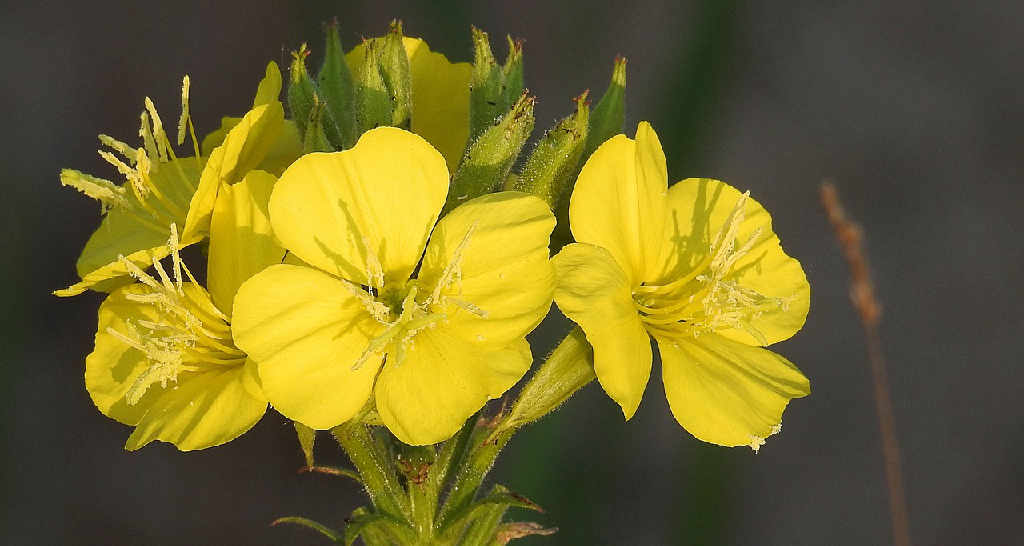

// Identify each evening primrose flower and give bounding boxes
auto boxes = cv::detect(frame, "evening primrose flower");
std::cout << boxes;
[85,169,285,451]
[346,37,471,171]
[231,127,554,446]
[57,63,291,297]
[553,122,810,450]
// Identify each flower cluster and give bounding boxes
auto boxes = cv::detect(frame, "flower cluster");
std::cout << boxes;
[60,23,810,459]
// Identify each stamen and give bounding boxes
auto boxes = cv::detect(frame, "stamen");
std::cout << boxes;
[59,169,128,212]
[98,134,139,164]
[176,76,190,146]
[428,223,477,306]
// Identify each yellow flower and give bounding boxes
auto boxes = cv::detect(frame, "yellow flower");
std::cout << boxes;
[231,127,555,446]
[553,122,810,450]
[57,63,292,297]
[85,169,285,451]
[346,37,471,171]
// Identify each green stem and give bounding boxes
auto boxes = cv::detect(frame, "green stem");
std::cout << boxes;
[331,421,409,518]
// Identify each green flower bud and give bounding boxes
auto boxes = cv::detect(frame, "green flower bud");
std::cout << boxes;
[353,39,393,134]
[501,37,524,112]
[447,92,535,211]
[468,27,504,140]
[302,94,333,154]
[583,55,627,159]
[379,20,413,129]
[287,44,316,136]
[494,327,595,436]
[507,91,589,208]
[317,18,357,149]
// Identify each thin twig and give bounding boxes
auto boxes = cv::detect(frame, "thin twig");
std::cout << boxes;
[821,182,911,546]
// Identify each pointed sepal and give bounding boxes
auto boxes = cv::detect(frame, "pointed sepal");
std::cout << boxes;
[507,91,589,208]
[583,55,627,159]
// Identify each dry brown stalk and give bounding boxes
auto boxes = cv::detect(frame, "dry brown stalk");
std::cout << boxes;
[821,182,911,546]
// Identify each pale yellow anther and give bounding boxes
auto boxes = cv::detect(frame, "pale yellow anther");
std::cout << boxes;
[177,75,191,147]
[98,134,139,163]
[139,110,159,162]
[59,169,129,212]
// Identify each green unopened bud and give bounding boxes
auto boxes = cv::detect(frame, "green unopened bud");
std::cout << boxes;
[302,94,333,154]
[507,91,589,208]
[379,20,413,129]
[494,327,595,437]
[448,92,535,211]
[501,36,524,111]
[583,55,627,159]
[287,44,316,136]
[353,39,393,134]
[318,19,357,149]
[468,27,504,140]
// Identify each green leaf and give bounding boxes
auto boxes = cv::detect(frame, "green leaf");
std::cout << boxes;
[439,483,543,536]
[496,521,558,544]
[318,19,357,149]
[344,507,416,546]
[271,516,343,544]
[298,465,362,484]
[294,421,316,468]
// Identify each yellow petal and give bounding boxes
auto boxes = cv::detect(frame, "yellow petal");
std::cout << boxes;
[660,178,810,345]
[658,332,810,448]
[268,127,448,286]
[182,101,285,243]
[57,157,203,296]
[418,192,555,350]
[85,284,170,424]
[125,360,267,451]
[552,243,651,419]
[375,333,532,445]
[201,118,301,177]
[569,122,669,285]
[253,61,283,107]
[231,264,384,429]
[347,37,471,171]
[208,170,286,314]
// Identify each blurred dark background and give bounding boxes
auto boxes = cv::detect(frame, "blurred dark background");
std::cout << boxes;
[5,0,1022,544]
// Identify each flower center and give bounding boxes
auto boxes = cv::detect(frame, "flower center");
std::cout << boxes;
[107,225,245,405]
[632,192,790,344]
[348,223,487,370]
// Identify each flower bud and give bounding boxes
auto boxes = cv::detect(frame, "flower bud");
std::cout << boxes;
[506,91,589,208]
[494,327,595,436]
[317,19,357,149]
[447,92,534,211]
[501,36,524,112]
[353,39,393,134]
[302,94,333,154]
[583,55,626,159]
[379,20,413,129]
[287,44,316,136]
[468,27,504,141]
